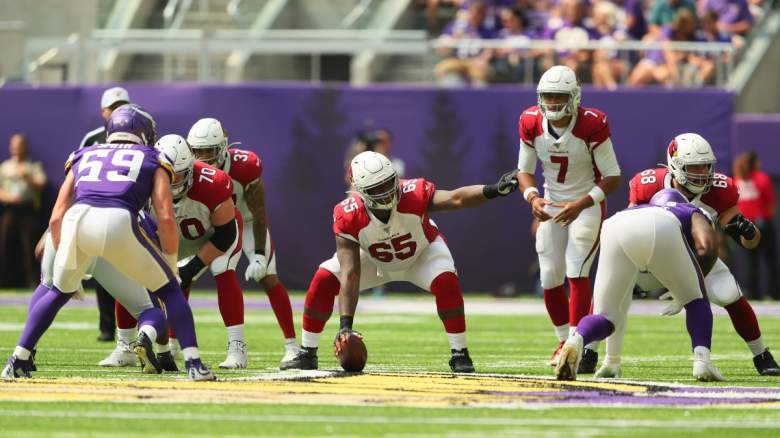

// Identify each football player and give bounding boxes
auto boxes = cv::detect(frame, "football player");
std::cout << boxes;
[599,133,780,377]
[281,151,519,372]
[516,65,621,373]
[104,134,248,369]
[556,189,724,382]
[187,118,299,365]
[2,105,214,381]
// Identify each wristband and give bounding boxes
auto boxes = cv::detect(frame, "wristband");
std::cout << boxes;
[588,186,606,204]
[483,184,500,199]
[340,315,354,331]
[523,187,540,202]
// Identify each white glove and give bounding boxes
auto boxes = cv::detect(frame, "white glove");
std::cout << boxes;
[245,253,268,282]
[659,291,683,316]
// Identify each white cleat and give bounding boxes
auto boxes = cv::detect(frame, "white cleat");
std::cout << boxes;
[169,339,182,360]
[281,343,301,365]
[555,334,583,381]
[218,340,248,369]
[692,346,726,382]
[594,363,622,378]
[98,341,137,367]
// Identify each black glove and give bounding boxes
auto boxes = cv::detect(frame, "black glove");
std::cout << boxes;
[724,214,757,241]
[484,170,519,199]
[179,256,206,290]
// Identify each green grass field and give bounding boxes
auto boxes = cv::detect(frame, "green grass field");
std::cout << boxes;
[1,290,780,437]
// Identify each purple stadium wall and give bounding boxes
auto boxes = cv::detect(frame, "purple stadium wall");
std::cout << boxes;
[0,84,740,292]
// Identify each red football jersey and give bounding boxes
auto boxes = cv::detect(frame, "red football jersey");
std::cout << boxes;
[226,148,263,188]
[628,167,739,218]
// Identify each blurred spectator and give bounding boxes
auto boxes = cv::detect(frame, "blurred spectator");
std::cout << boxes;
[648,0,697,36]
[0,134,47,287]
[733,151,779,300]
[624,0,649,40]
[628,8,699,87]
[344,128,404,186]
[591,1,629,89]
[541,0,598,81]
[687,10,730,85]
[435,0,497,86]
[702,0,753,39]
[490,8,536,82]
[423,0,464,31]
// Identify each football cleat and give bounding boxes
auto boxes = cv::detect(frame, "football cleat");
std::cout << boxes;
[548,340,565,366]
[1,356,34,379]
[692,347,725,382]
[449,348,475,373]
[594,363,621,378]
[132,332,162,374]
[555,335,583,381]
[185,358,216,381]
[30,348,37,372]
[577,348,598,374]
[753,349,780,376]
[218,340,248,369]
[156,351,179,372]
[98,340,137,367]
[280,346,318,370]
[281,343,302,365]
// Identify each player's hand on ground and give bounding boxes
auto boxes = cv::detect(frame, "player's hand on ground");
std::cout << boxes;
[552,200,585,227]
[659,291,683,316]
[495,170,519,196]
[244,253,268,282]
[531,197,553,221]
[334,329,363,355]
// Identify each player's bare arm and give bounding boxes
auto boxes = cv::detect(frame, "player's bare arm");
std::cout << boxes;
[336,235,361,333]
[151,167,179,270]
[517,171,553,221]
[553,174,621,226]
[720,205,761,250]
[428,169,518,212]
[691,212,718,276]
[48,171,76,249]
[244,178,268,252]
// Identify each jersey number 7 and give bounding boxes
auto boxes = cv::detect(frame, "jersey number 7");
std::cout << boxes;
[551,155,568,183]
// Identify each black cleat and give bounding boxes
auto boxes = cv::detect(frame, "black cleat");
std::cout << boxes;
[30,348,37,372]
[156,351,179,372]
[97,332,115,342]
[132,332,162,374]
[449,348,475,373]
[577,348,598,374]
[1,355,34,379]
[754,349,780,376]
[280,346,318,370]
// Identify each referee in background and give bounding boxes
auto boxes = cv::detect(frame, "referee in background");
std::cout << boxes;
[78,86,131,342]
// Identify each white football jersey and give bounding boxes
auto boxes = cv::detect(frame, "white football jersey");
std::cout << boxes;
[333,179,440,272]
[518,105,613,202]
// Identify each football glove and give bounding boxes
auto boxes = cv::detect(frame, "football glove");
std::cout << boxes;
[244,253,268,282]
[724,214,757,241]
[484,170,519,198]
[659,291,683,316]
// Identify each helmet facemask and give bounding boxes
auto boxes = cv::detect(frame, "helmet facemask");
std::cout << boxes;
[192,141,227,167]
[678,162,715,194]
[357,174,399,211]
[171,167,193,200]
[538,92,575,121]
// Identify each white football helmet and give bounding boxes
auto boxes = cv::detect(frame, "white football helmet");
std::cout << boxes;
[537,65,581,121]
[155,134,195,200]
[350,151,399,211]
[187,117,228,168]
[666,133,717,194]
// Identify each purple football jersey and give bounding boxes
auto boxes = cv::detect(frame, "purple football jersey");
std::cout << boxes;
[629,203,710,247]
[65,143,174,212]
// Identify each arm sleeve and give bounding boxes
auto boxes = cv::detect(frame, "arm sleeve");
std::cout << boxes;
[592,139,621,177]
[517,142,538,174]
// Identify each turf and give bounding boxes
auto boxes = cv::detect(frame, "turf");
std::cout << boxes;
[1,290,779,437]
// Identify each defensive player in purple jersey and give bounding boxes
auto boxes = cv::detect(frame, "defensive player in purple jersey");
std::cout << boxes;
[1,105,215,381]
[554,189,726,382]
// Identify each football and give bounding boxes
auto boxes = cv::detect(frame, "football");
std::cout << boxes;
[334,332,368,372]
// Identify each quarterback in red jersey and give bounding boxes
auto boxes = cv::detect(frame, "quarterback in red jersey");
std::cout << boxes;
[606,133,780,377]
[281,151,519,372]
[187,118,299,366]
[517,65,622,374]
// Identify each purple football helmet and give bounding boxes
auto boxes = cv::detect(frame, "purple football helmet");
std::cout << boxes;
[106,104,157,146]
[649,188,689,206]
